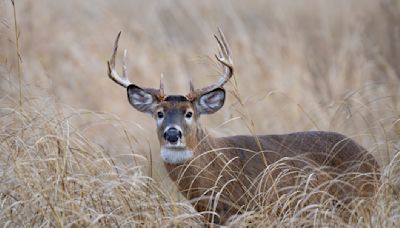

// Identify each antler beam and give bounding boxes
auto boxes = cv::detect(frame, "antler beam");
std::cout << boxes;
[188,28,234,99]
[107,32,132,88]
[107,32,165,96]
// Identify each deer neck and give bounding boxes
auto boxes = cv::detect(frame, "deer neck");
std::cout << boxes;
[163,124,216,181]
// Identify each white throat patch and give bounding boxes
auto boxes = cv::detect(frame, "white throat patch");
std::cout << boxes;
[160,147,193,164]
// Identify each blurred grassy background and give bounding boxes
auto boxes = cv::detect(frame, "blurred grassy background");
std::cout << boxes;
[1,0,400,179]
[1,0,400,226]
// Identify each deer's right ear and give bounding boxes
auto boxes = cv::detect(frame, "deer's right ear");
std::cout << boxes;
[127,84,159,114]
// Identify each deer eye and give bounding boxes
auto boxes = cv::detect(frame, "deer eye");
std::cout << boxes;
[185,111,193,119]
[157,111,164,119]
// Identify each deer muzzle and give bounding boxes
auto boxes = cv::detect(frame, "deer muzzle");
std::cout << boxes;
[164,127,182,145]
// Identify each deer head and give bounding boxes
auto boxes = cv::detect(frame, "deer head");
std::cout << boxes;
[107,29,233,164]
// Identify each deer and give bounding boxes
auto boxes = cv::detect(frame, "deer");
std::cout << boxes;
[106,30,380,225]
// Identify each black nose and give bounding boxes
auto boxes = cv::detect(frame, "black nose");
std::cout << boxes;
[163,127,182,144]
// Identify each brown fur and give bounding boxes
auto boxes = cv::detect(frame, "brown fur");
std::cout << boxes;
[164,128,380,224]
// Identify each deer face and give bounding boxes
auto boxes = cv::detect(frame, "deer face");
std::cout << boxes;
[127,84,225,164]
[107,29,232,164]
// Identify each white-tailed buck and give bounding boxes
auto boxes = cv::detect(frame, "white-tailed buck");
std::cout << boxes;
[107,30,379,224]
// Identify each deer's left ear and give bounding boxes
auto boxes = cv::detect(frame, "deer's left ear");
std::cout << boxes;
[194,88,225,115]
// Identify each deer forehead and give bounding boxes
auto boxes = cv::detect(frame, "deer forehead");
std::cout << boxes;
[158,96,193,112]
[156,97,194,130]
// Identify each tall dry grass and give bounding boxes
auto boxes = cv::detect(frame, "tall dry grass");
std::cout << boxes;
[0,98,204,226]
[1,0,400,226]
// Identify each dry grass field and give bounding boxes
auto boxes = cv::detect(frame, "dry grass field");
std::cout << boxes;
[1,0,400,226]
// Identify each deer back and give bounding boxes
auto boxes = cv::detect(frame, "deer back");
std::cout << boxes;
[164,131,379,224]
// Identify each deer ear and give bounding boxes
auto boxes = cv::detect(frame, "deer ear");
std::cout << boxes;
[127,84,158,114]
[195,88,225,115]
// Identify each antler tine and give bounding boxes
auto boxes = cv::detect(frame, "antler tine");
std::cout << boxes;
[188,28,233,99]
[214,27,233,72]
[218,27,231,59]
[122,49,128,79]
[107,31,132,88]
[189,79,195,93]
[159,74,165,97]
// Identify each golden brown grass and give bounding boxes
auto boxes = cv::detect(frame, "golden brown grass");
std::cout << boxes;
[0,98,204,227]
[1,0,400,226]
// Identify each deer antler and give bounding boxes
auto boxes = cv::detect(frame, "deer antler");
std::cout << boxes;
[107,32,165,97]
[107,32,132,88]
[188,28,233,100]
